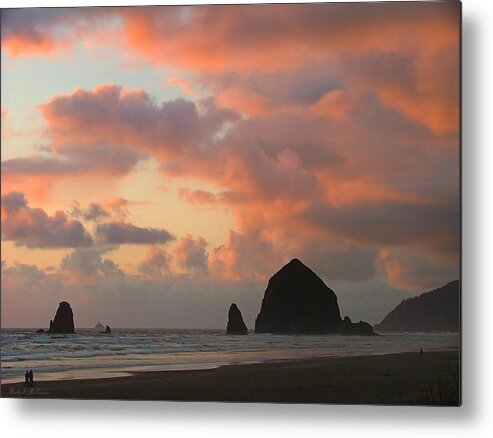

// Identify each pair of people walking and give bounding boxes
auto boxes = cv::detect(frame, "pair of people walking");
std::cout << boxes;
[24,369,34,387]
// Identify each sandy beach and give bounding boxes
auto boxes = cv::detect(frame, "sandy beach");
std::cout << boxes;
[1,351,460,405]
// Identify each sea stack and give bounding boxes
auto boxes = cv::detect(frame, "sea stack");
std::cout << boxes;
[47,301,75,334]
[255,259,342,334]
[105,325,111,334]
[255,259,375,335]
[339,316,375,336]
[226,303,248,335]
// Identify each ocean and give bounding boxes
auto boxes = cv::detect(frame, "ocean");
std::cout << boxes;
[1,329,460,384]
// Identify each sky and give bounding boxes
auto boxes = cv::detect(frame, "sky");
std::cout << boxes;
[0,2,460,328]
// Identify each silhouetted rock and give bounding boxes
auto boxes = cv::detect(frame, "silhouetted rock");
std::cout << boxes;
[227,303,248,335]
[255,259,342,334]
[105,325,111,334]
[94,322,104,330]
[35,328,45,333]
[339,316,375,336]
[374,280,460,332]
[47,301,75,334]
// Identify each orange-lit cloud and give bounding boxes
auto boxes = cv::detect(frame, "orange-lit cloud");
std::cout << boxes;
[178,188,218,206]
[378,247,459,292]
[12,84,459,266]
[208,229,284,282]
[1,144,146,201]
[1,192,93,248]
[137,246,170,279]
[174,235,208,275]
[2,3,459,134]
[117,4,459,134]
[164,76,197,96]
[1,3,460,298]
[1,7,118,57]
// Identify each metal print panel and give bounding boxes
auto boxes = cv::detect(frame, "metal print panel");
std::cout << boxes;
[0,1,461,405]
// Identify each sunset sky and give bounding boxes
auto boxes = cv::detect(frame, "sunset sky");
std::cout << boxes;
[1,2,460,328]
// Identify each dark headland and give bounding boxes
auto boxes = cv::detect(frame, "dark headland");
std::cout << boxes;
[374,280,460,332]
[255,258,375,335]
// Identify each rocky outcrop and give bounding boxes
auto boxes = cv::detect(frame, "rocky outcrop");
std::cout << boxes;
[374,280,460,332]
[47,301,75,334]
[339,316,375,336]
[105,325,111,334]
[94,322,104,330]
[35,328,45,333]
[255,259,342,334]
[226,303,248,335]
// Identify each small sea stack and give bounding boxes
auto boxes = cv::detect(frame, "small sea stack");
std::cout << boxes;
[226,303,248,335]
[47,301,75,334]
[339,316,375,336]
[105,325,111,334]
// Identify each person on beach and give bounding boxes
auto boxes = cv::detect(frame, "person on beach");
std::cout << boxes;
[28,369,34,387]
[24,370,29,387]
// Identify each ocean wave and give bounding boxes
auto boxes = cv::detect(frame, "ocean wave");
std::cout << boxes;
[1,329,460,384]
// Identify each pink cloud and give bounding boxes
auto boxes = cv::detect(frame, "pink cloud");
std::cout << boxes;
[137,246,171,279]
[1,143,145,201]
[119,3,459,134]
[20,84,459,268]
[208,229,284,282]
[69,197,151,222]
[1,7,118,57]
[1,4,459,136]
[1,192,93,248]
[178,188,218,206]
[174,235,208,275]
[378,247,459,292]
[61,246,123,284]
[70,201,110,222]
[1,4,459,288]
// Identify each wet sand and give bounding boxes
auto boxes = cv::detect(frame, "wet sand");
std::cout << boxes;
[1,351,460,405]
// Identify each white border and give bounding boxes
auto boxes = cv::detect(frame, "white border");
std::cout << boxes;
[2,1,493,437]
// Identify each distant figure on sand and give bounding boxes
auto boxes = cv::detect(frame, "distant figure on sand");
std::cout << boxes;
[24,370,29,387]
[28,369,34,387]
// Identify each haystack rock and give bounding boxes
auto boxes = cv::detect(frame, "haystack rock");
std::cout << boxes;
[226,303,248,335]
[255,259,375,335]
[47,301,75,334]
[255,259,342,334]
[105,325,111,334]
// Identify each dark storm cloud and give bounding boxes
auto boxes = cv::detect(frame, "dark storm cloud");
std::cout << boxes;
[95,222,175,245]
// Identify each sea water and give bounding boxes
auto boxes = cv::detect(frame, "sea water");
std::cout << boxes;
[0,328,459,383]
